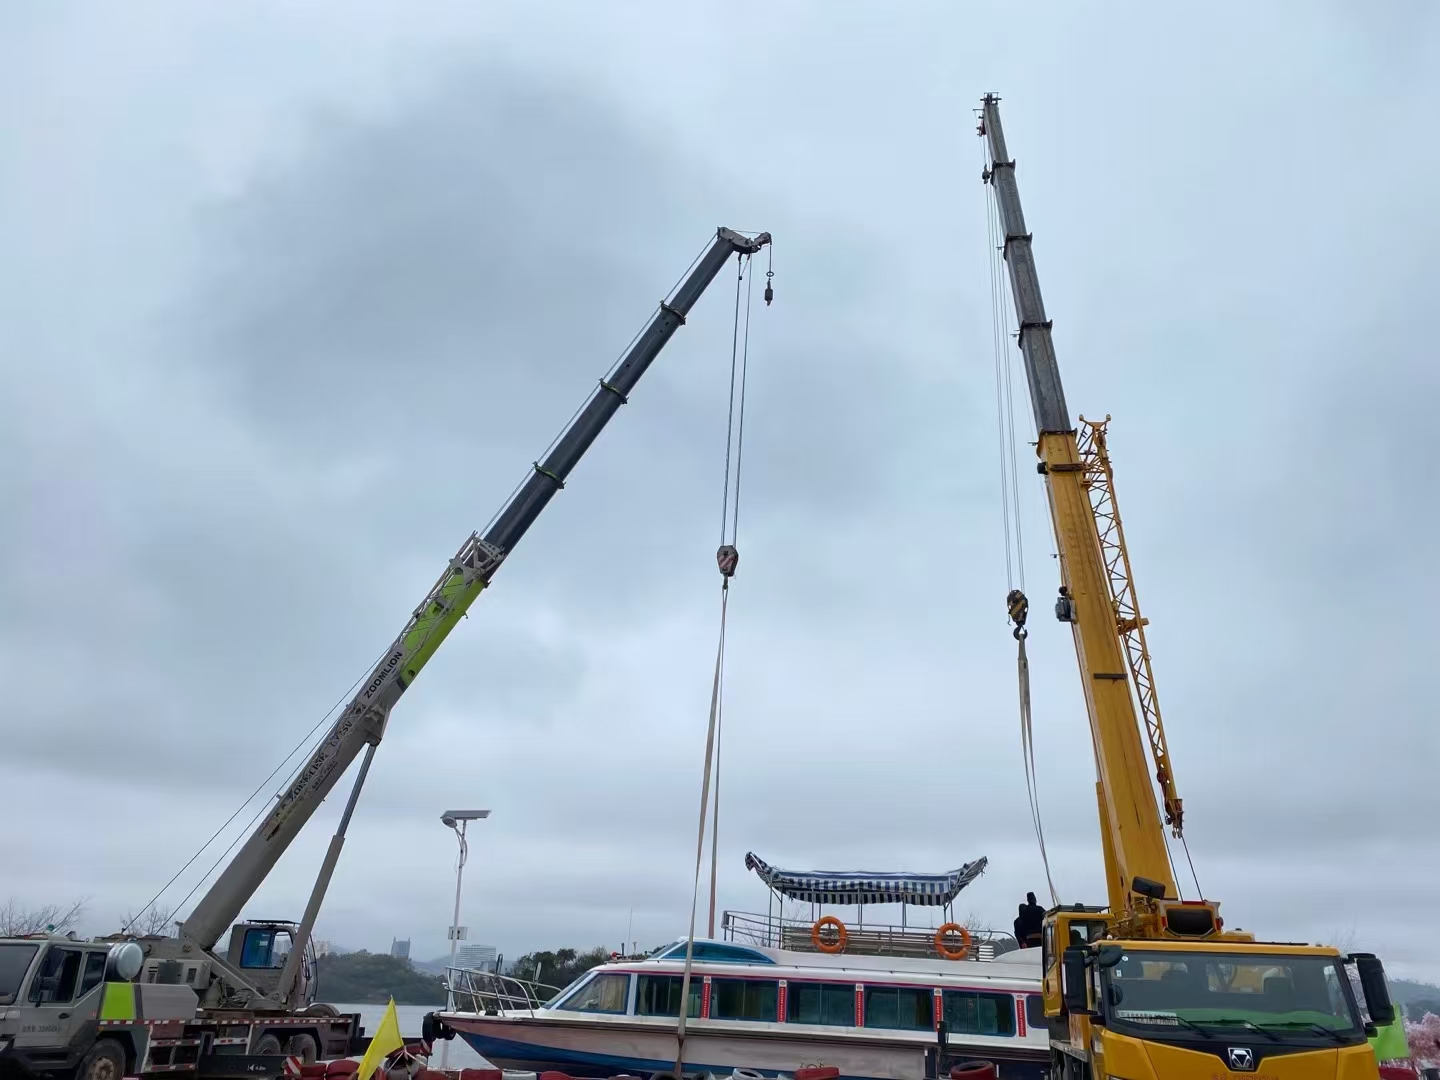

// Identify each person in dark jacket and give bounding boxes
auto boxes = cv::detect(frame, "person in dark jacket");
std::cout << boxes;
[1013,891,1045,947]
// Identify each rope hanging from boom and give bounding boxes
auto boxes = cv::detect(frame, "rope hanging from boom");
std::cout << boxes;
[676,245,766,1074]
[983,117,1058,908]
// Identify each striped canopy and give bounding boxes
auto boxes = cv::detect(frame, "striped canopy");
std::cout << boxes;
[744,852,988,907]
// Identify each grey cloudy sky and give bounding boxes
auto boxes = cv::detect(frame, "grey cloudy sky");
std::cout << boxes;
[4,1,1438,983]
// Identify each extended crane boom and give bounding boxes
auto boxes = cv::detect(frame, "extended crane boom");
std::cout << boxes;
[179,227,771,1004]
[978,97,1173,912]
[978,95,1395,1080]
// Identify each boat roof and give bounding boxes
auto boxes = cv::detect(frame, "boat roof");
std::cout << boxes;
[744,852,988,907]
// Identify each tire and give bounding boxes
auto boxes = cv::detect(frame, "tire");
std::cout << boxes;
[287,1034,319,1064]
[78,1039,126,1080]
[253,1034,284,1057]
[303,1002,340,1018]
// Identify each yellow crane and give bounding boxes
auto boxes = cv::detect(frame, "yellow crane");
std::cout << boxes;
[978,93,1397,1080]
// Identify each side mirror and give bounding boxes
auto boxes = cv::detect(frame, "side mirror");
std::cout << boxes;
[1353,953,1395,1026]
[1062,947,1092,1014]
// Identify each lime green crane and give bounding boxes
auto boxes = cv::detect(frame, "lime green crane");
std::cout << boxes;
[176,227,772,1010]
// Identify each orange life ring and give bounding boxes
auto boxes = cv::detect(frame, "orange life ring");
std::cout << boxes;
[811,915,847,954]
[934,922,972,960]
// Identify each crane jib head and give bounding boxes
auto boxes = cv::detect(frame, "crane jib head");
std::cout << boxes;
[716,227,772,255]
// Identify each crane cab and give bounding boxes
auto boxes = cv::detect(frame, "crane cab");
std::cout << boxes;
[222,921,316,1008]
[1040,906,1111,1023]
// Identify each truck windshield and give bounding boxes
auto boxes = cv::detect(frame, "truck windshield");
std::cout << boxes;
[1101,950,1362,1037]
[0,944,39,1005]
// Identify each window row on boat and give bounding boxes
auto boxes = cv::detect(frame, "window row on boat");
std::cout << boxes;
[549,970,1047,1038]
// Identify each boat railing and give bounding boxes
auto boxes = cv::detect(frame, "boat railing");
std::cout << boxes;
[721,909,1021,962]
[445,966,563,1017]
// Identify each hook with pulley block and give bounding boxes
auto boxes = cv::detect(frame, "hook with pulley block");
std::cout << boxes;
[1007,589,1029,640]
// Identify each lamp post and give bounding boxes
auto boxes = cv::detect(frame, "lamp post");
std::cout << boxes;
[440,809,490,1069]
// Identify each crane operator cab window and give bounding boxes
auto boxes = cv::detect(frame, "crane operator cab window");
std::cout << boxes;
[239,927,295,970]
[1069,920,1108,949]
[1044,917,1108,970]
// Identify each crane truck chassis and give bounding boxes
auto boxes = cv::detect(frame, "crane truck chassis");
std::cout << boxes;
[0,936,359,1080]
[3,227,772,1080]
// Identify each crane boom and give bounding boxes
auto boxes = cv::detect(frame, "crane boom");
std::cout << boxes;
[978,96,1174,911]
[977,94,1398,1080]
[180,227,771,954]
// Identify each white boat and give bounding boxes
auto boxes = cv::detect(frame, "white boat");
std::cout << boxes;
[435,855,1048,1080]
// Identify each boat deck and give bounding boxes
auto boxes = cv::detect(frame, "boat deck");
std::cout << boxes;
[722,911,1020,962]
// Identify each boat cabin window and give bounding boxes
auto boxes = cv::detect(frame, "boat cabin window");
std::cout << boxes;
[942,989,1015,1037]
[787,982,855,1027]
[864,986,932,1031]
[659,942,775,965]
[710,978,778,1022]
[1026,994,1045,1029]
[554,972,630,1014]
[636,974,701,1018]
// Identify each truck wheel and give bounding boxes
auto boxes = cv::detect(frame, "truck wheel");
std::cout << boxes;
[287,1034,319,1064]
[253,1034,284,1056]
[78,1039,126,1080]
[303,1003,340,1018]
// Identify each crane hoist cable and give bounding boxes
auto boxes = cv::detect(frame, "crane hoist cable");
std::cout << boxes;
[122,645,393,934]
[983,131,1058,909]
[675,245,768,1074]
[1009,593,1059,909]
[985,137,1027,595]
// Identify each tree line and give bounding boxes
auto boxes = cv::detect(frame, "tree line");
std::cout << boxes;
[1,898,177,938]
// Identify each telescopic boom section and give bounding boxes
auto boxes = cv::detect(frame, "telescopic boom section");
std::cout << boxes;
[181,227,771,950]
[978,95,1175,911]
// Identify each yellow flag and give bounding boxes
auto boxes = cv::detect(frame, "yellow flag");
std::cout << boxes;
[357,998,405,1080]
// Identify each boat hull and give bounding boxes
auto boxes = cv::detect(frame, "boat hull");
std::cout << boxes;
[444,1013,1047,1080]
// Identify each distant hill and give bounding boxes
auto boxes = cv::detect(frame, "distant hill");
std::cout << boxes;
[1392,978,1440,1020]
[314,950,447,1006]
[411,955,450,976]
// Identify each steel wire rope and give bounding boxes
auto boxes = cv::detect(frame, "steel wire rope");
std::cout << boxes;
[983,128,1058,908]
[675,250,758,1073]
[122,646,391,934]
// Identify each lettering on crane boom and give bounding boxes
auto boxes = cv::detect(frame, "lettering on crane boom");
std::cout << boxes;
[263,713,360,839]
[363,648,406,702]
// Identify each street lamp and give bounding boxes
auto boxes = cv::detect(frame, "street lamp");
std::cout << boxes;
[440,809,490,1070]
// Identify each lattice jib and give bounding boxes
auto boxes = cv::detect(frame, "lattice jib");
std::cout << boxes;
[1077,417,1184,837]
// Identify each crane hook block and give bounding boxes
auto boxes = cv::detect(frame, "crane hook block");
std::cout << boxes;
[717,544,739,578]
[764,270,774,307]
[1007,589,1029,640]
